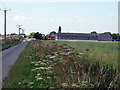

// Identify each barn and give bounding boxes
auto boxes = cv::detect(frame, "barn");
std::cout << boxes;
[55,33,112,41]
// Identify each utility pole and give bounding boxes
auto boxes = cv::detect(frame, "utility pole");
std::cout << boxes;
[0,8,11,40]
[16,25,22,35]
[21,29,25,34]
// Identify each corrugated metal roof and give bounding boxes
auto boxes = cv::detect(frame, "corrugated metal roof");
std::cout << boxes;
[56,33,112,41]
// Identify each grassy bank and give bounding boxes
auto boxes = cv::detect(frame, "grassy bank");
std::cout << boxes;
[3,40,120,88]
[0,39,22,51]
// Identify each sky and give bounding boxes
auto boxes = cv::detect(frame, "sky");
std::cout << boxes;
[0,0,119,35]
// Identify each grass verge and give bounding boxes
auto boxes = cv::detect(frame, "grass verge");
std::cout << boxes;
[0,39,22,51]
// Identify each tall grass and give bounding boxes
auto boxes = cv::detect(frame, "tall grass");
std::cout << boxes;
[54,41,119,69]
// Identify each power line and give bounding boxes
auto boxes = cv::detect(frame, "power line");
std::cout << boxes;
[0,1,10,9]
[0,1,20,35]
[0,1,26,35]
[0,8,11,40]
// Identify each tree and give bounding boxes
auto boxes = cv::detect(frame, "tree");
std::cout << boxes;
[44,36,47,40]
[42,34,46,40]
[112,33,117,41]
[104,32,112,36]
[58,26,61,33]
[91,31,97,34]
[116,33,120,40]
[29,32,35,38]
[44,31,56,40]
[33,32,42,39]
[45,34,50,40]
[11,33,17,35]
[50,31,56,35]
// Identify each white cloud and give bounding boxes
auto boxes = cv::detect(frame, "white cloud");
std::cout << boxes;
[12,15,32,21]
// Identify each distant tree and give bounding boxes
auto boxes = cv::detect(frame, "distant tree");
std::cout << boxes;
[44,36,47,40]
[29,32,35,38]
[50,31,56,35]
[58,26,61,33]
[112,33,117,41]
[116,33,120,40]
[11,33,17,35]
[104,32,112,35]
[33,32,42,39]
[20,33,25,35]
[91,31,97,34]
[45,34,50,39]
[42,34,46,40]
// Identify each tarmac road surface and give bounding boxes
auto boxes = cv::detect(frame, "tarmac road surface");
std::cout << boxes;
[0,42,28,89]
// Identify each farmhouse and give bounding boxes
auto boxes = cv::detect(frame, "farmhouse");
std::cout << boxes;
[55,33,112,41]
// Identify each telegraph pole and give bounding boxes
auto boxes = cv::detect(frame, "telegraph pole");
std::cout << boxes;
[21,29,25,34]
[16,25,22,35]
[0,8,11,40]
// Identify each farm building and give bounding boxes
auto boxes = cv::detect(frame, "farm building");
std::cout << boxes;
[48,35,56,40]
[55,33,113,41]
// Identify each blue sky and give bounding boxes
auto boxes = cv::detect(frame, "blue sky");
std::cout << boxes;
[0,0,118,35]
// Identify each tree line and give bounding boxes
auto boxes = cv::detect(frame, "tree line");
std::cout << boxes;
[29,31,56,40]
[91,31,120,41]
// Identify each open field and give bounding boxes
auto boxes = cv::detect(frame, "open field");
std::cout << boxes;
[0,39,22,51]
[54,41,119,69]
[3,40,120,88]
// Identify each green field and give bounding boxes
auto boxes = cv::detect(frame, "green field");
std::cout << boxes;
[3,40,120,88]
[0,39,21,51]
[55,41,119,69]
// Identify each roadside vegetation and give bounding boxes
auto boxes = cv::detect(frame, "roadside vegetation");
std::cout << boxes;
[0,39,22,51]
[3,40,120,88]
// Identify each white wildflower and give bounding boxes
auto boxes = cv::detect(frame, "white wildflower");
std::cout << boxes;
[35,63,39,66]
[79,53,84,55]
[31,68,37,71]
[65,51,72,55]
[39,67,46,70]
[47,77,51,79]
[37,77,43,81]
[31,62,36,64]
[41,62,46,65]
[37,61,42,63]
[29,82,34,85]
[62,83,68,87]
[49,56,56,59]
[37,73,40,76]
[47,67,53,70]
[18,82,21,85]
[72,83,80,87]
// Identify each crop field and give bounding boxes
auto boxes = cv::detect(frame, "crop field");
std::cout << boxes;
[0,39,21,51]
[3,40,120,88]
